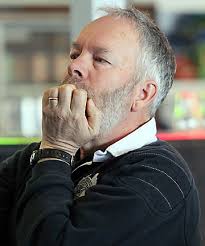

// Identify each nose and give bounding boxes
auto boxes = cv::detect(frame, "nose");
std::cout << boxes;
[68,54,89,80]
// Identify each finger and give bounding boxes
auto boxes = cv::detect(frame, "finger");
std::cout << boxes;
[71,89,88,115]
[58,84,76,110]
[48,88,59,108]
[42,90,49,109]
[86,98,102,130]
[42,87,58,109]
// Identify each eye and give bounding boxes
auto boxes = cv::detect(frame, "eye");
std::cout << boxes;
[94,56,110,64]
[70,52,80,60]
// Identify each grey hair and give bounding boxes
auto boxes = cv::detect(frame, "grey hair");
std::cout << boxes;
[101,6,176,116]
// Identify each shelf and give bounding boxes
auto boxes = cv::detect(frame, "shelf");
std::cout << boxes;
[0,1,69,6]
[6,83,56,97]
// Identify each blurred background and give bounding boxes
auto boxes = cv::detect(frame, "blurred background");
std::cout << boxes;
[0,0,204,240]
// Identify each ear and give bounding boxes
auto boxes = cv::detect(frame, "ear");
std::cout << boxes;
[131,80,157,112]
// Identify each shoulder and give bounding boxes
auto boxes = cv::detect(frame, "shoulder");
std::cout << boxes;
[114,140,196,214]
[1,142,40,164]
[5,142,40,163]
[1,142,40,175]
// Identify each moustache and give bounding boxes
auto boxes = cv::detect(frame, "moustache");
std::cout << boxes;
[61,74,79,85]
[60,74,95,99]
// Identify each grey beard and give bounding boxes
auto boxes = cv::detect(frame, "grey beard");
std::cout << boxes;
[61,75,135,135]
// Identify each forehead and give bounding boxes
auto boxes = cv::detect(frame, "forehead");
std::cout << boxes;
[74,16,137,55]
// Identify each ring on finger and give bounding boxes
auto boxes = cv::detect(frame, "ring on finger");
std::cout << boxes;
[48,97,58,101]
[48,97,58,107]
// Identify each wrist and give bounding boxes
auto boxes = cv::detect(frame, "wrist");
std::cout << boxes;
[37,157,71,165]
[40,141,78,156]
[30,148,73,166]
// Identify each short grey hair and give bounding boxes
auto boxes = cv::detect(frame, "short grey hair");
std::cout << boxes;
[102,6,176,116]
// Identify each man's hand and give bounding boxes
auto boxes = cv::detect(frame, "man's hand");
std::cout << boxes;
[40,84,101,156]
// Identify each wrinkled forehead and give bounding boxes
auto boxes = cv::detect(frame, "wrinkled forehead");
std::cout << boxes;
[75,15,138,48]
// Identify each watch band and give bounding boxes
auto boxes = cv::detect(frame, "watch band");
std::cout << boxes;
[30,148,73,166]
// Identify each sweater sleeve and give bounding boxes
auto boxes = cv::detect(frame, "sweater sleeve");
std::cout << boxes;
[0,143,40,246]
[16,160,156,246]
[0,153,17,245]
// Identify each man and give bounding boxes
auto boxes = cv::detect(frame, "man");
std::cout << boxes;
[0,7,201,246]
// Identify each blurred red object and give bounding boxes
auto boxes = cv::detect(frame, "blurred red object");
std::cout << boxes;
[175,54,197,79]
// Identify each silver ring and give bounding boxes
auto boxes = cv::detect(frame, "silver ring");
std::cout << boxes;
[48,97,58,101]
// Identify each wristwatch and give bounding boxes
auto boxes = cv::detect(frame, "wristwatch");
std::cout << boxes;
[30,148,73,166]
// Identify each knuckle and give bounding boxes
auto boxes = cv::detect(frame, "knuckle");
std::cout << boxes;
[43,87,59,101]
[53,107,69,119]
[42,105,49,113]
[42,108,52,117]
[49,86,59,94]
[62,84,76,91]
[72,112,81,121]
[59,109,69,119]
[74,88,87,97]
[69,84,77,90]
[43,90,49,99]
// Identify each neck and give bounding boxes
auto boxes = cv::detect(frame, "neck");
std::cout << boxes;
[80,115,149,160]
[80,132,126,159]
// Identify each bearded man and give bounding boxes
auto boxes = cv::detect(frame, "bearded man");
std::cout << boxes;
[0,7,201,246]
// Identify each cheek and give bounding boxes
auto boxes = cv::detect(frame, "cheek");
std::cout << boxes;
[108,71,133,91]
[90,69,131,93]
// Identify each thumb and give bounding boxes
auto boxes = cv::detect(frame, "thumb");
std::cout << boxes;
[86,98,101,130]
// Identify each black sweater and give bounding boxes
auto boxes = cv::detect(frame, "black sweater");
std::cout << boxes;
[0,140,201,246]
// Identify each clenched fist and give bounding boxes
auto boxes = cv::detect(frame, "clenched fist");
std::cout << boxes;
[40,84,102,156]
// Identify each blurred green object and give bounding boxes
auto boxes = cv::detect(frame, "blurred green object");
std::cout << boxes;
[196,32,205,78]
[0,137,40,145]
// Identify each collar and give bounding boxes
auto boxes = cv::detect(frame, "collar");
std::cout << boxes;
[93,118,157,162]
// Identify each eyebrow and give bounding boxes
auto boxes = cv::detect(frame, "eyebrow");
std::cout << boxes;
[71,42,111,54]
[71,42,81,50]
